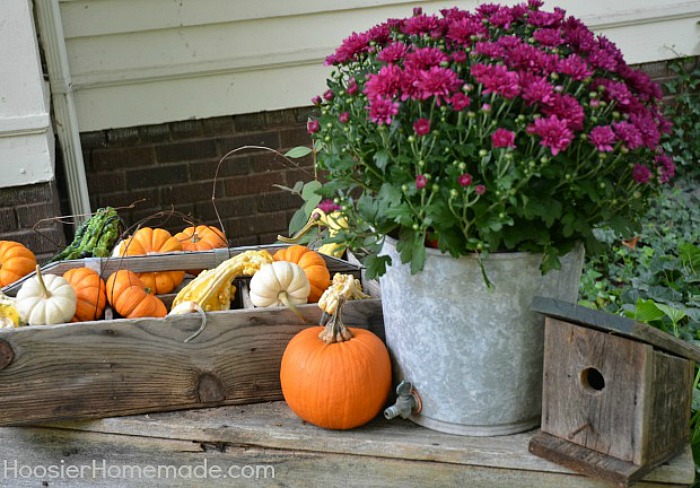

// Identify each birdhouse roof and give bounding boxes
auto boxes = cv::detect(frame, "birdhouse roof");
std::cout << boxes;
[531,297,700,363]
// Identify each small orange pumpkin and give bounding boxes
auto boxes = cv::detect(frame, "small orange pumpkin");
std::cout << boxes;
[116,227,185,294]
[63,267,107,322]
[273,245,330,303]
[0,241,37,287]
[175,225,227,275]
[280,298,392,430]
[105,270,167,319]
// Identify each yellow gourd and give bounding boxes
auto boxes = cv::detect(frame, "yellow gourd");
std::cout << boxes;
[170,250,273,313]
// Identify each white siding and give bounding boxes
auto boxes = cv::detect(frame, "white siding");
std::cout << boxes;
[0,0,55,188]
[55,0,700,132]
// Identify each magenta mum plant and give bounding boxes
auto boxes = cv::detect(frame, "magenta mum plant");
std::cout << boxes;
[301,1,674,277]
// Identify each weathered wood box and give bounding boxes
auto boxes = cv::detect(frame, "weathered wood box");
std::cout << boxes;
[0,245,383,426]
[529,297,700,488]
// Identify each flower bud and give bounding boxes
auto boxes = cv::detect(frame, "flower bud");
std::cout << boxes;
[479,149,488,157]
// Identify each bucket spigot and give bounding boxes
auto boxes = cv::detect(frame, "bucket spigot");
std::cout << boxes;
[384,381,422,420]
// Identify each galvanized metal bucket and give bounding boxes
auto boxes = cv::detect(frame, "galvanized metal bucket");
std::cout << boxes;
[379,237,584,436]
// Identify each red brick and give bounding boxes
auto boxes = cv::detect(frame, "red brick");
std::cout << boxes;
[228,212,288,237]
[156,139,218,163]
[139,124,172,144]
[88,171,125,194]
[202,116,236,135]
[93,146,156,171]
[106,127,141,146]
[189,157,249,181]
[96,189,160,211]
[15,203,61,228]
[257,191,303,213]
[195,196,257,222]
[126,164,189,189]
[233,112,267,132]
[218,132,280,154]
[160,181,222,206]
[223,171,287,197]
[279,127,313,150]
[171,120,205,140]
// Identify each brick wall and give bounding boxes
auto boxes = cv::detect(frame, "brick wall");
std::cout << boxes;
[80,107,317,247]
[0,58,694,261]
[0,181,66,261]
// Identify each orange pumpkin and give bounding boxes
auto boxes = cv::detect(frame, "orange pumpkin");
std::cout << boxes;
[0,241,37,287]
[105,270,167,319]
[175,225,227,275]
[116,227,185,294]
[175,225,227,252]
[280,299,392,430]
[63,267,107,322]
[273,245,330,303]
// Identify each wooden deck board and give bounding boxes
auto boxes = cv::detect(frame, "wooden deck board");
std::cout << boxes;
[0,402,689,487]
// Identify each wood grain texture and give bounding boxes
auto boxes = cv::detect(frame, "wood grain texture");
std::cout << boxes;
[0,402,687,487]
[532,297,700,363]
[541,318,652,464]
[0,298,383,426]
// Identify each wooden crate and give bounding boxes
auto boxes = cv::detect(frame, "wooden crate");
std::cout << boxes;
[0,245,383,426]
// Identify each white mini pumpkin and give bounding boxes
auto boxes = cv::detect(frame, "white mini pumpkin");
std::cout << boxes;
[249,261,310,308]
[16,266,77,325]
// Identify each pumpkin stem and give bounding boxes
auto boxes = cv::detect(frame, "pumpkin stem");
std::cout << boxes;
[318,296,353,344]
[34,265,51,298]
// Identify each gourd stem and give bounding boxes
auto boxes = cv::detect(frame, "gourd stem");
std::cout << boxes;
[319,296,353,344]
[34,265,50,298]
[277,291,307,324]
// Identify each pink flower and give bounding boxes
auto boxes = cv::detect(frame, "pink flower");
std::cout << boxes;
[378,42,410,63]
[557,54,593,81]
[323,89,334,101]
[311,95,322,105]
[588,126,616,152]
[346,78,359,95]
[325,31,373,65]
[307,119,321,134]
[654,154,675,184]
[475,184,487,195]
[449,93,471,111]
[367,96,399,125]
[533,28,563,46]
[405,47,448,70]
[364,64,404,99]
[632,163,652,184]
[412,66,462,104]
[413,118,431,136]
[527,115,573,156]
[338,112,350,124]
[543,94,584,131]
[458,173,473,186]
[317,200,342,213]
[415,174,428,189]
[491,128,516,148]
[470,64,520,99]
[521,74,554,105]
[613,121,643,150]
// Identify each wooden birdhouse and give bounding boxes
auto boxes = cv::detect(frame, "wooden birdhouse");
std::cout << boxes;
[529,297,700,488]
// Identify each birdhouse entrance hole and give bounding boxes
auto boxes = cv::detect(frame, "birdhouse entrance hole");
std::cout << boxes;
[581,367,605,392]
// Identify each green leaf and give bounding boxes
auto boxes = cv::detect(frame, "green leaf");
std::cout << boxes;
[374,150,390,172]
[541,245,562,274]
[410,237,426,275]
[655,302,687,325]
[301,180,322,201]
[284,146,313,159]
[288,207,310,236]
[681,243,700,272]
[364,254,390,280]
[624,298,666,323]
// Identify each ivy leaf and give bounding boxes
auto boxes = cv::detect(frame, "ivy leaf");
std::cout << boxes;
[284,146,313,159]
